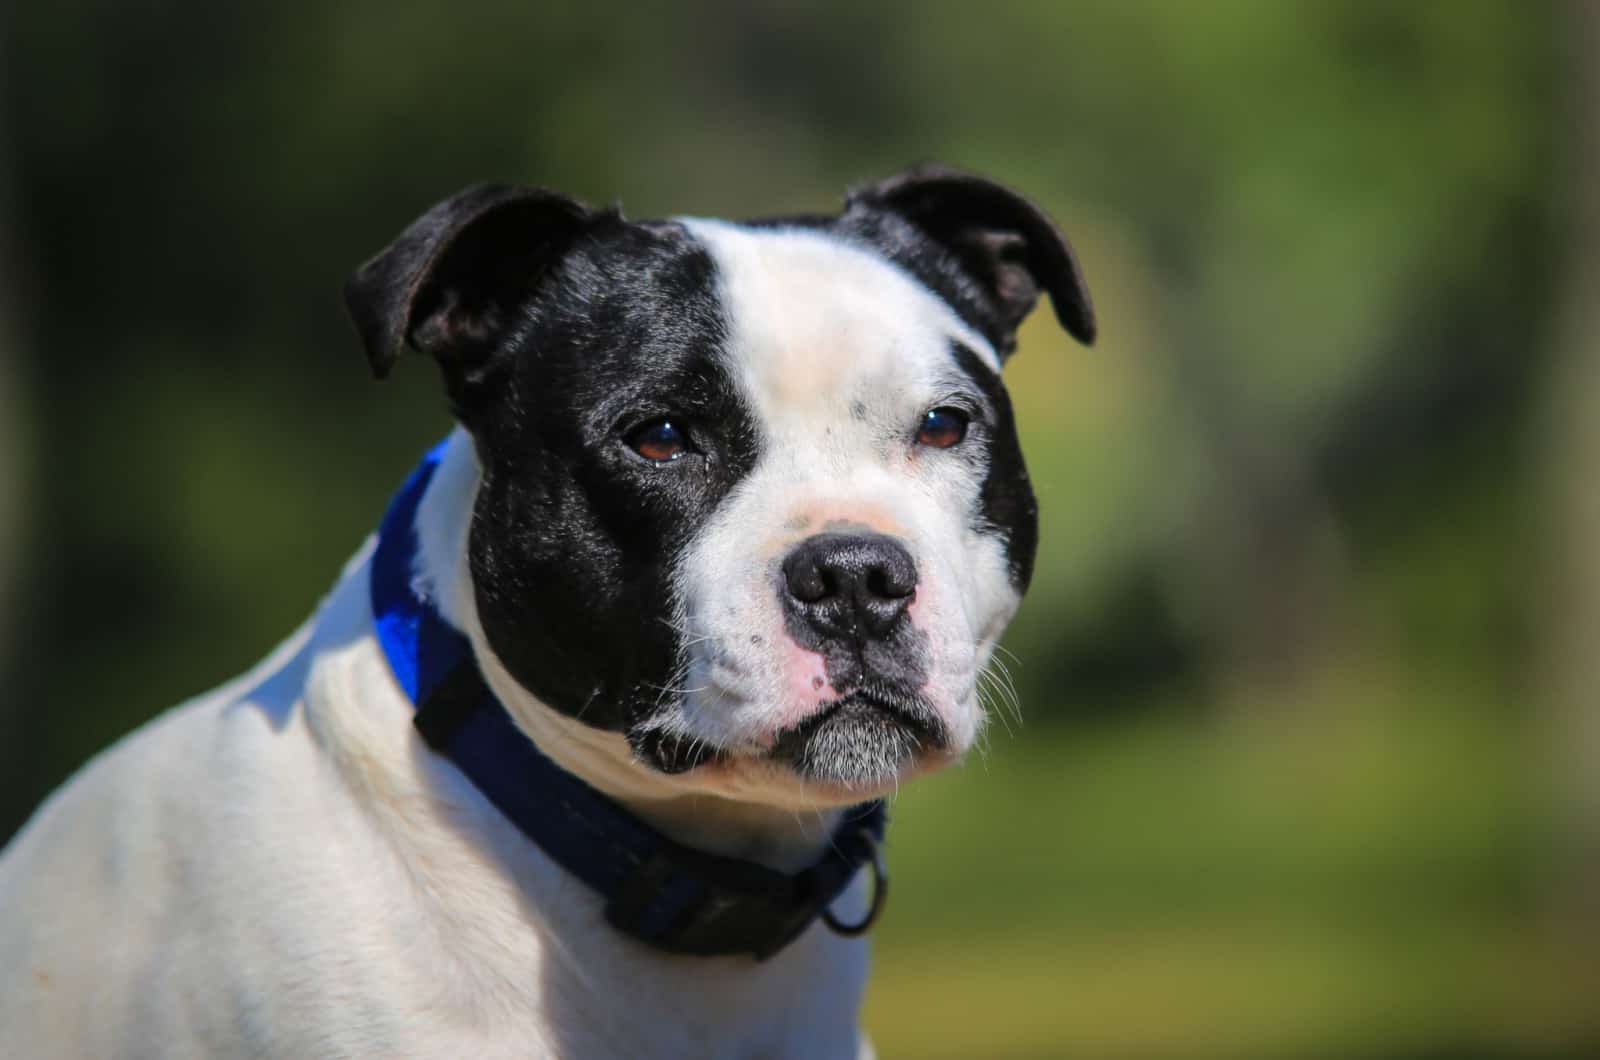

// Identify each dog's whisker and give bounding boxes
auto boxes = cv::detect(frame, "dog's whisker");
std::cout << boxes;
[644,683,709,698]
[979,658,1025,730]
[974,670,1017,737]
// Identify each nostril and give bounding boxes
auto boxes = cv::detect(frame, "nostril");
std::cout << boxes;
[783,543,834,604]
[865,567,907,601]
[788,569,828,603]
[866,558,916,601]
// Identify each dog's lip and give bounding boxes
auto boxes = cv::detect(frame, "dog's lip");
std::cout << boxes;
[830,686,936,728]
[635,675,950,779]
[768,686,948,756]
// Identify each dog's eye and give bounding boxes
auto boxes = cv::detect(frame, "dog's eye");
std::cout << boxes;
[916,407,969,449]
[626,418,691,462]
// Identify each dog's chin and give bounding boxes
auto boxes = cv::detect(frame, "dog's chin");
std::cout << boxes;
[765,691,949,793]
[628,690,956,803]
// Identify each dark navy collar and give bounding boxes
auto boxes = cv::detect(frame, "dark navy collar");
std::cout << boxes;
[369,440,886,960]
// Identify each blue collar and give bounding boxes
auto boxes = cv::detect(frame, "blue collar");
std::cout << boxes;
[369,441,887,960]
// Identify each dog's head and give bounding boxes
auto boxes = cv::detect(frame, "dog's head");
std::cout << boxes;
[346,166,1094,808]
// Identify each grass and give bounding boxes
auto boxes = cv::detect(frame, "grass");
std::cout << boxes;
[863,672,1599,1059]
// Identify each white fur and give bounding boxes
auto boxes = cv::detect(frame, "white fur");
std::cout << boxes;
[0,436,873,1057]
[655,222,1021,795]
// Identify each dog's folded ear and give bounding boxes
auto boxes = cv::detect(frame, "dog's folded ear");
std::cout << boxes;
[848,165,1096,352]
[344,184,598,381]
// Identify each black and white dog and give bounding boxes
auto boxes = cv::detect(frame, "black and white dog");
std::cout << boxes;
[0,166,1093,1057]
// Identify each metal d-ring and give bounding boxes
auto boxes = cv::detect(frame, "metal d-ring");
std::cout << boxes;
[821,834,888,937]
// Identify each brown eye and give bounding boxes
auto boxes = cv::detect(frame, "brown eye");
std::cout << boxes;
[916,407,969,449]
[626,418,690,462]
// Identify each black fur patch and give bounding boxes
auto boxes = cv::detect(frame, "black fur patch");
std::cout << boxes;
[827,207,1017,355]
[461,221,759,739]
[950,342,1039,591]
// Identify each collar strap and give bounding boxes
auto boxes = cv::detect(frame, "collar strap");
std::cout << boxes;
[369,441,886,961]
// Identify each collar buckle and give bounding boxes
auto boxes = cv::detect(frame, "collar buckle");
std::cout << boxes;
[605,850,819,961]
[820,832,888,938]
[604,809,887,961]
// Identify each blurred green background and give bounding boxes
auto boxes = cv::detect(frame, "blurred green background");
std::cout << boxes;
[3,2,1598,1056]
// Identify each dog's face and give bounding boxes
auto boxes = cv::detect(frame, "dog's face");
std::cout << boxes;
[346,167,1094,806]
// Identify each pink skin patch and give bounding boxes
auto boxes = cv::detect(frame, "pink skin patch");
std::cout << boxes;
[789,501,910,540]
[772,643,836,735]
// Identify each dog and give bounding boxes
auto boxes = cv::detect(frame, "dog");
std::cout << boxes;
[0,165,1094,1058]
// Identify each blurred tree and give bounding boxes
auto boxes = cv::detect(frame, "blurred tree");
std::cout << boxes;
[912,2,1556,711]
[1541,0,1600,942]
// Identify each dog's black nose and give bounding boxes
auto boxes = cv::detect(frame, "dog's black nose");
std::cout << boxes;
[781,533,917,643]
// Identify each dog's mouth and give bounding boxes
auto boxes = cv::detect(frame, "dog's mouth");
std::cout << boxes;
[629,686,949,790]
[765,688,948,789]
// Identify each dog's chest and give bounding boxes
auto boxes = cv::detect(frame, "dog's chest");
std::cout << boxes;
[370,790,869,1057]
[483,934,870,1059]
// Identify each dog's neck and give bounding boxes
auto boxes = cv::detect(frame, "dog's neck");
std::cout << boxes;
[410,429,845,874]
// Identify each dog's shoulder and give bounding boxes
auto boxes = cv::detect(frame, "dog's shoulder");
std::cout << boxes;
[0,565,430,1054]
